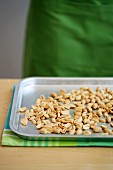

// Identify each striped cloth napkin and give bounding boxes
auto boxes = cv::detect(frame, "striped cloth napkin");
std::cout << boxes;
[1,87,113,147]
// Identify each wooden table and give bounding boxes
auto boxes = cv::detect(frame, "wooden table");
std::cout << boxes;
[0,79,113,170]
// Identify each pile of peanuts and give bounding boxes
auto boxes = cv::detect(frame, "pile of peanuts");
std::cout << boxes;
[19,86,113,135]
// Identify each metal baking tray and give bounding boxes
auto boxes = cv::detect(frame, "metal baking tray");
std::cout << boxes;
[10,77,113,140]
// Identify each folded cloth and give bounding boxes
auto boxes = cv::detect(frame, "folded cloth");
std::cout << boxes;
[1,87,113,147]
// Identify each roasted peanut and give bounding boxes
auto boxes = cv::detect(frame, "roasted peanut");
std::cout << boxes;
[93,127,102,133]
[39,128,48,134]
[106,116,111,123]
[75,95,81,101]
[36,123,42,129]
[19,107,27,112]
[99,118,106,123]
[50,118,56,123]
[69,126,75,135]
[106,103,112,108]
[110,122,113,127]
[83,124,90,130]
[52,127,61,134]
[51,92,57,98]
[32,119,36,125]
[20,117,28,126]
[86,106,92,112]
[82,130,92,135]
[103,112,108,117]
[96,110,102,117]
[76,129,82,135]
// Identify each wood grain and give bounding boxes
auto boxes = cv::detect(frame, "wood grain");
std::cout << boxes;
[0,79,113,170]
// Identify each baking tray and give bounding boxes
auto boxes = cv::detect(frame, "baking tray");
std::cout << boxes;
[10,77,113,141]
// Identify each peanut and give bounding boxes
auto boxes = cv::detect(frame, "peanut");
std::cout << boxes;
[76,129,82,135]
[36,124,42,129]
[82,130,92,135]
[19,107,27,112]
[20,117,28,126]
[106,116,111,123]
[99,118,106,123]
[110,122,113,127]
[83,124,90,130]
[39,128,48,134]
[69,126,75,135]
[93,127,102,133]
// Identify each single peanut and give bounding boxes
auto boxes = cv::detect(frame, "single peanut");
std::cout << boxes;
[20,117,28,126]
[99,118,106,123]
[83,124,90,130]
[82,130,92,135]
[69,126,75,135]
[36,124,42,129]
[19,107,27,112]
[93,127,102,133]
[39,128,48,134]
[76,129,82,135]
[106,116,111,123]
